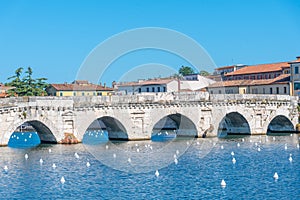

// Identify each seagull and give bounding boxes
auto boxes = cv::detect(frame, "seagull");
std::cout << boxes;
[52,163,57,169]
[155,170,159,177]
[86,162,91,167]
[273,137,276,141]
[289,154,293,162]
[231,151,234,156]
[4,165,8,172]
[284,144,287,150]
[273,172,279,180]
[105,145,109,150]
[174,158,178,165]
[221,145,224,149]
[49,149,52,153]
[232,157,236,164]
[24,154,29,160]
[113,153,116,158]
[74,152,79,159]
[237,143,240,147]
[128,158,132,163]
[242,138,245,142]
[257,147,261,152]
[39,158,43,164]
[221,179,226,187]
[60,176,65,184]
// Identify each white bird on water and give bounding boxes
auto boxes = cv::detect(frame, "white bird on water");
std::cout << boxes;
[221,179,226,187]
[52,163,57,169]
[4,165,8,172]
[49,149,52,153]
[297,144,299,149]
[60,176,65,184]
[257,147,261,152]
[128,158,132,163]
[273,172,279,180]
[284,144,287,150]
[86,162,91,167]
[39,158,43,164]
[231,151,234,156]
[24,154,29,160]
[237,143,240,147]
[289,154,293,162]
[155,170,159,177]
[221,145,224,150]
[174,158,178,165]
[74,152,79,159]
[232,157,236,164]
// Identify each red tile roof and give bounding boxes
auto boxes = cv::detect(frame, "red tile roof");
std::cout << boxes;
[207,74,290,88]
[215,65,235,70]
[225,62,289,76]
[49,83,113,91]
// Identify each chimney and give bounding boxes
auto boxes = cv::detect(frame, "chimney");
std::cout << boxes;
[296,56,300,61]
[103,83,106,88]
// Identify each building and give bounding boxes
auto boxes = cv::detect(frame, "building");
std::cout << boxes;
[207,74,290,95]
[0,84,15,98]
[289,56,300,96]
[224,62,290,81]
[46,80,113,96]
[114,75,215,95]
[213,64,247,76]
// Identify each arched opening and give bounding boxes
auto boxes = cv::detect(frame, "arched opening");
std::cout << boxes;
[83,116,128,144]
[218,112,250,138]
[267,115,294,135]
[151,113,197,141]
[8,120,57,148]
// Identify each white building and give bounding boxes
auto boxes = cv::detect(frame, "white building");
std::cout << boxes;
[289,56,300,96]
[114,75,215,95]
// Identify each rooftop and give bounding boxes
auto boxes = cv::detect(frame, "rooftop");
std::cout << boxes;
[207,74,290,88]
[49,81,113,91]
[225,62,290,76]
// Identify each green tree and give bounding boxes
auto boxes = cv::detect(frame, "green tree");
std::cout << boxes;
[199,70,210,76]
[179,66,195,76]
[5,67,48,96]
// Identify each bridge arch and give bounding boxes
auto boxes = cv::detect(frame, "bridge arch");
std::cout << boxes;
[83,116,128,141]
[218,112,251,137]
[151,113,198,137]
[266,115,295,134]
[5,119,58,145]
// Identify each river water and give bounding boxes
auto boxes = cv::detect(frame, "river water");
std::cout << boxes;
[1,135,299,199]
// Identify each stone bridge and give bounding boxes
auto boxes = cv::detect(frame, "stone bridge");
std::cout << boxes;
[0,93,298,145]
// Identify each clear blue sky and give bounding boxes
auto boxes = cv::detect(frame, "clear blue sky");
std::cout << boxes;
[0,0,299,86]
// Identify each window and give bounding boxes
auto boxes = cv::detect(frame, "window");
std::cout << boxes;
[270,88,273,94]
[163,87,166,92]
[210,91,213,94]
[138,88,141,93]
[82,92,85,96]
[295,66,299,74]
[157,87,160,92]
[73,92,76,96]
[146,87,149,92]
[276,87,279,94]
[263,88,265,94]
[284,87,287,94]
[60,92,63,96]
[152,87,155,92]
[218,90,221,94]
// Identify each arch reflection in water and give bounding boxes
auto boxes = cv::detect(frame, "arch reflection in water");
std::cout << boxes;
[218,112,251,138]
[151,114,197,142]
[8,123,40,148]
[82,116,128,145]
[267,115,295,135]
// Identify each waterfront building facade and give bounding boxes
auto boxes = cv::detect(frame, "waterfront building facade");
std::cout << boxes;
[114,75,215,95]
[46,80,113,96]
[289,56,300,96]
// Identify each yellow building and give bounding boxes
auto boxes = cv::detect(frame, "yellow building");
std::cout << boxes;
[46,80,113,96]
